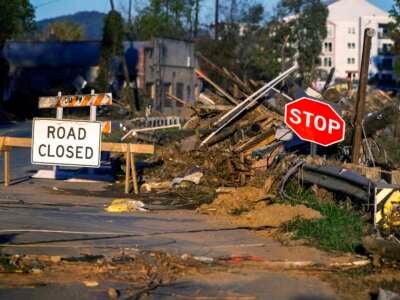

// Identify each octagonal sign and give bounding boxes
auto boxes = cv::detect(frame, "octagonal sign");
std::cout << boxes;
[284,97,345,147]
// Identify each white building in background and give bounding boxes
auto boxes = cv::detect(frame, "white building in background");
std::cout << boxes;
[319,0,394,84]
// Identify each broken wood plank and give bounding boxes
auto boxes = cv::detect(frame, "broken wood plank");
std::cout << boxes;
[233,128,275,154]
[203,125,238,147]
[3,149,10,187]
[197,105,234,111]
[195,69,239,105]
[200,65,297,147]
[166,93,198,113]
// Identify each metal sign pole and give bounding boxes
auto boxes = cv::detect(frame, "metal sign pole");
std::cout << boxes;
[310,143,317,156]
[89,89,96,176]
[53,91,63,178]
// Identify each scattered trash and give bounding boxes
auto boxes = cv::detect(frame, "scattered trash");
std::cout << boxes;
[140,181,173,193]
[82,280,99,288]
[193,256,214,263]
[105,199,148,213]
[107,287,120,299]
[31,268,43,274]
[50,256,61,264]
[172,169,204,186]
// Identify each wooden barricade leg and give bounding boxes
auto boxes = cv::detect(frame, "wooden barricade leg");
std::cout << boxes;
[125,146,131,194]
[3,148,10,187]
[130,151,139,194]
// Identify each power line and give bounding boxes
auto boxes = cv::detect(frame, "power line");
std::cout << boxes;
[34,0,64,9]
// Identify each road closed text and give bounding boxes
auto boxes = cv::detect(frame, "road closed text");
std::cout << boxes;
[32,119,101,167]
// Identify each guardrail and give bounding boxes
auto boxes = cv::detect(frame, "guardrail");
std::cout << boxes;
[0,136,154,194]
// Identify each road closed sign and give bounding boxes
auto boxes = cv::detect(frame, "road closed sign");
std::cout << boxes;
[284,97,345,146]
[32,119,102,168]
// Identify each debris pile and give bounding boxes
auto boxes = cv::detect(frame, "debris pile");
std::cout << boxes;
[117,55,400,256]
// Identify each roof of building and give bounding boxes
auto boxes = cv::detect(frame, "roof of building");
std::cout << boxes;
[327,0,388,21]
[4,41,101,68]
[3,41,153,68]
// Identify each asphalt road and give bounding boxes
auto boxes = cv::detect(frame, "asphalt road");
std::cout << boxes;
[0,122,341,299]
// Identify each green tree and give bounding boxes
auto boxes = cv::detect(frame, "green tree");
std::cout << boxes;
[41,21,85,41]
[132,0,203,40]
[196,2,266,83]
[133,0,185,40]
[256,0,327,84]
[390,0,400,78]
[0,0,35,103]
[0,0,35,46]
[294,0,328,84]
[97,10,125,91]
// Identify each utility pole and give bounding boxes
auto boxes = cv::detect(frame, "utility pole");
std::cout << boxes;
[215,0,219,40]
[194,0,200,37]
[128,0,132,24]
[351,28,374,164]
[109,0,115,10]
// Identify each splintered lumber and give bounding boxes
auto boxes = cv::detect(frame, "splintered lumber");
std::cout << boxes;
[198,93,216,106]
[200,65,297,147]
[198,54,253,94]
[203,125,238,147]
[195,69,239,105]
[197,105,234,111]
[197,59,271,116]
[233,128,275,155]
[202,90,227,105]
[166,93,198,113]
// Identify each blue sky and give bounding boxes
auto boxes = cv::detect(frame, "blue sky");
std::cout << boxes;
[31,0,395,21]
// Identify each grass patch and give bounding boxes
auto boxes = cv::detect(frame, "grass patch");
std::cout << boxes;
[0,256,16,272]
[280,183,364,253]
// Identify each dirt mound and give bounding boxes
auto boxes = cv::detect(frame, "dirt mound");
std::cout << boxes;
[234,203,322,228]
[199,186,265,215]
[199,187,322,228]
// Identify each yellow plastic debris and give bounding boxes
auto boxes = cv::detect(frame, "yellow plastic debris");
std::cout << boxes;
[105,198,147,213]
[383,191,400,229]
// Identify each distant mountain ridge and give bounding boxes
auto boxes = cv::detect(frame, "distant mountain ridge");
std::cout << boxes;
[37,11,106,40]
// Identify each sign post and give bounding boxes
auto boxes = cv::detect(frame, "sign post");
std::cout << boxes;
[32,119,102,168]
[284,97,345,147]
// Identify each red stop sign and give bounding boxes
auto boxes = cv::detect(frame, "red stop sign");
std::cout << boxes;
[284,97,345,146]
